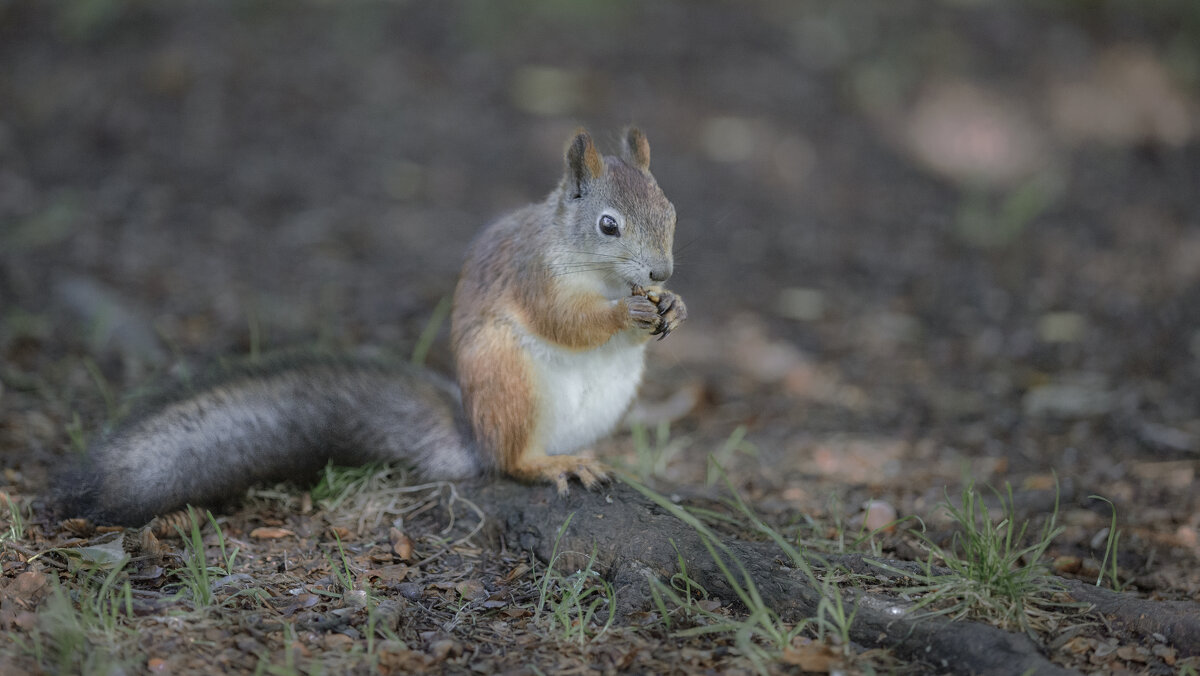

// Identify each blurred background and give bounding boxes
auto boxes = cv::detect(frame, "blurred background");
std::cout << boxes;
[1,1,1198,590]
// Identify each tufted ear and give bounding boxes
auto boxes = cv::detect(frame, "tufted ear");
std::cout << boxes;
[564,129,605,198]
[622,127,651,171]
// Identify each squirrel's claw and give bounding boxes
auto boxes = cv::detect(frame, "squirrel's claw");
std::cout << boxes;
[553,473,571,495]
[630,286,686,340]
[561,462,608,494]
[647,289,687,340]
[626,295,664,334]
[512,455,610,495]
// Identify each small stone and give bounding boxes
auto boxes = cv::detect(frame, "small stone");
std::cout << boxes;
[323,633,354,651]
[427,638,463,661]
[1038,312,1086,343]
[862,500,898,533]
[1052,556,1082,574]
[775,287,825,321]
[1023,374,1113,418]
[1177,526,1199,549]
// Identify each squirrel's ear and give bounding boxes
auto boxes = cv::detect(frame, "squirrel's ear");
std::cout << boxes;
[623,127,651,172]
[565,129,604,198]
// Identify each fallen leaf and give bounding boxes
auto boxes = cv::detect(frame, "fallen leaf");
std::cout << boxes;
[390,527,413,561]
[1130,460,1195,489]
[276,593,320,616]
[284,639,311,659]
[367,564,410,584]
[455,580,487,602]
[377,644,432,672]
[1152,644,1176,665]
[489,620,511,635]
[12,611,36,631]
[323,633,354,651]
[501,562,530,584]
[10,571,47,599]
[427,637,462,661]
[1022,473,1058,491]
[1062,636,1094,655]
[123,526,169,559]
[782,637,841,672]
[249,527,295,539]
[59,518,94,537]
[128,565,165,582]
[1116,645,1147,662]
[62,539,129,568]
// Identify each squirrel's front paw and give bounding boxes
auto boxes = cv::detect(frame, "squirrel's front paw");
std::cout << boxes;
[645,289,687,340]
[623,294,664,334]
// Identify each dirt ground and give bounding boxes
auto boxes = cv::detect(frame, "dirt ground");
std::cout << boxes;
[1,1,1199,674]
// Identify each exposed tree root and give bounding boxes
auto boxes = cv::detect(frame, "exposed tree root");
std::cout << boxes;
[815,552,1200,657]
[1062,580,1200,657]
[470,478,1081,675]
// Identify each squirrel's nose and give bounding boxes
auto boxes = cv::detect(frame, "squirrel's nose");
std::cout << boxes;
[649,266,672,283]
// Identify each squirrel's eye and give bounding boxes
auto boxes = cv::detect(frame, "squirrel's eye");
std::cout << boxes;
[598,214,620,237]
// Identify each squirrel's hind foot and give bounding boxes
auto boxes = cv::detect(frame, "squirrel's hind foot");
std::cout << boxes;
[509,455,610,495]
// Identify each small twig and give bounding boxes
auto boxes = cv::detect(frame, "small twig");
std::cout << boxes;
[5,542,69,570]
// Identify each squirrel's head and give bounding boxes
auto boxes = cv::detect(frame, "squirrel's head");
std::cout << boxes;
[553,128,676,295]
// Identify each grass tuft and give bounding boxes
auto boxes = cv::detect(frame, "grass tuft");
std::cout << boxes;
[535,513,617,645]
[27,564,137,674]
[1089,494,1124,591]
[1,492,26,542]
[628,477,819,674]
[705,425,757,486]
[172,507,239,609]
[64,412,89,453]
[628,420,689,481]
[877,480,1080,633]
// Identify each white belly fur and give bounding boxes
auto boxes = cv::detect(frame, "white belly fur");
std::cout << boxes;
[520,329,647,455]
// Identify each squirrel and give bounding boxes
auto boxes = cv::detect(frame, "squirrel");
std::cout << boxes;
[54,128,687,526]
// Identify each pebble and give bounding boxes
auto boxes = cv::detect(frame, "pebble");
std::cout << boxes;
[862,500,898,533]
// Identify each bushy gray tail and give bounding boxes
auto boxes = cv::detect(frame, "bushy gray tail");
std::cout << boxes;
[54,357,481,525]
